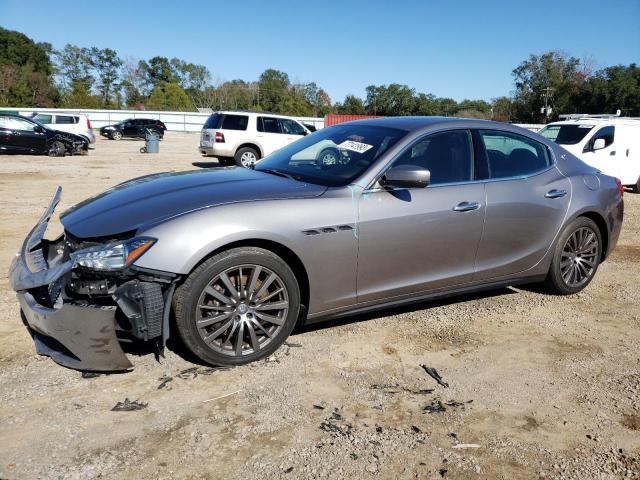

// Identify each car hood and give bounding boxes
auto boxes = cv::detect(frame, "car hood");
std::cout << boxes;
[61,167,327,238]
[47,128,86,143]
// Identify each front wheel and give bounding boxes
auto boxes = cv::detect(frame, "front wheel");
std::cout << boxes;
[631,176,640,194]
[235,147,259,168]
[543,217,602,295]
[111,130,123,140]
[173,247,301,366]
[47,141,66,157]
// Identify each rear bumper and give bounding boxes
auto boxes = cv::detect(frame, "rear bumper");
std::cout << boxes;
[8,187,132,371]
[198,143,233,157]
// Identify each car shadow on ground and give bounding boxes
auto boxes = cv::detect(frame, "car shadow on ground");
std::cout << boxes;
[294,286,519,335]
[192,161,224,168]
[156,287,521,367]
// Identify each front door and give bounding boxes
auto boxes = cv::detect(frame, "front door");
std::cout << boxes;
[3,117,46,153]
[257,116,289,157]
[357,129,485,303]
[581,126,617,178]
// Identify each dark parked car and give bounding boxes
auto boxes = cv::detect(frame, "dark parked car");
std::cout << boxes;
[0,114,88,156]
[9,117,624,371]
[100,118,166,140]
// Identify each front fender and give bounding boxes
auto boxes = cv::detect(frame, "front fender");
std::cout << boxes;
[135,195,359,314]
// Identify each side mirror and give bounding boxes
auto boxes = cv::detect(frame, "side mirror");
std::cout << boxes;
[592,138,606,151]
[380,165,430,189]
[35,125,45,133]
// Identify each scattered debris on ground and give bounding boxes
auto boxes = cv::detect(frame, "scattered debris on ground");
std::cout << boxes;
[111,398,148,412]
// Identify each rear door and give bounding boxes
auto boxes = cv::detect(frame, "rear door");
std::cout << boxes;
[51,114,77,135]
[473,129,570,280]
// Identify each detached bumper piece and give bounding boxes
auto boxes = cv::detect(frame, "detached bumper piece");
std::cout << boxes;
[8,187,175,372]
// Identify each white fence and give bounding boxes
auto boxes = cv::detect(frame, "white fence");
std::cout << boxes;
[0,107,543,133]
[0,107,325,132]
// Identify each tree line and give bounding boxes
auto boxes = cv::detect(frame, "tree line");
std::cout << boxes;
[1,27,638,121]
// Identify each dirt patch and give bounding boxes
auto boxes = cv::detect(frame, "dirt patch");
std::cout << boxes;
[622,413,640,431]
[609,244,640,262]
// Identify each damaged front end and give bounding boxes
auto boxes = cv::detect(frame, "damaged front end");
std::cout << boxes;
[9,187,178,371]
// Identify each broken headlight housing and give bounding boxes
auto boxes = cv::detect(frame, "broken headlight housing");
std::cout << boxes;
[72,237,156,271]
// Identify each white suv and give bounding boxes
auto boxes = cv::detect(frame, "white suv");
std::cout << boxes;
[539,115,640,192]
[199,111,310,167]
[31,112,95,144]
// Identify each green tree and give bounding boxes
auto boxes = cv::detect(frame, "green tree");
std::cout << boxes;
[91,47,122,106]
[491,96,514,121]
[61,79,102,108]
[336,94,366,114]
[146,82,193,111]
[54,44,94,91]
[258,69,291,113]
[512,50,584,122]
[575,64,640,116]
[0,27,57,106]
[365,84,415,115]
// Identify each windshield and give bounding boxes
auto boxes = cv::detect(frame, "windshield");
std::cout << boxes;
[255,124,407,187]
[539,124,594,145]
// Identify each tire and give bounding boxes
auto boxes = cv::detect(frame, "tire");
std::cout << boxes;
[47,141,66,157]
[173,247,301,366]
[111,130,123,141]
[217,157,235,167]
[543,217,602,295]
[234,147,259,168]
[317,148,341,166]
[631,177,640,194]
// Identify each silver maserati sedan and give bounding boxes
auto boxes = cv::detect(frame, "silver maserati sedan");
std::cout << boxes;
[9,117,624,371]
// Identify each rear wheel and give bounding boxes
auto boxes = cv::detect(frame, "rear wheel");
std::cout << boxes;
[544,217,602,295]
[173,247,300,366]
[235,147,259,168]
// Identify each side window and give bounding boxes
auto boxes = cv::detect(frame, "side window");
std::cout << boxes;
[221,115,248,131]
[394,130,473,185]
[5,117,37,131]
[34,114,52,124]
[258,116,281,134]
[479,130,550,179]
[56,115,77,124]
[586,126,615,151]
[279,119,305,135]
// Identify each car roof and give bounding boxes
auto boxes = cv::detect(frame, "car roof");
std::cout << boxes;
[215,111,300,120]
[546,118,640,127]
[338,116,531,135]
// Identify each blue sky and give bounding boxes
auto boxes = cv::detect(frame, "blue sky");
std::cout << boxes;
[1,0,638,102]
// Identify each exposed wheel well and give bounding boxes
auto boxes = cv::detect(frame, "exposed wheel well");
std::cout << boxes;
[188,239,310,317]
[579,212,609,261]
[235,143,262,158]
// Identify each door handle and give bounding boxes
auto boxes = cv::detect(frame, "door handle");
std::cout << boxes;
[610,150,616,156]
[453,201,480,212]
[545,189,567,199]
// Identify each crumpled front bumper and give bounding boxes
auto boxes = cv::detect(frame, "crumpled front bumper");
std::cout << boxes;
[9,187,132,371]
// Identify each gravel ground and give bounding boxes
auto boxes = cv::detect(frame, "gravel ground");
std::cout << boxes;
[0,133,639,480]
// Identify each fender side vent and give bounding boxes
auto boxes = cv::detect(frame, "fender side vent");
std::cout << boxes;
[302,229,320,236]
[321,227,337,233]
[337,225,353,231]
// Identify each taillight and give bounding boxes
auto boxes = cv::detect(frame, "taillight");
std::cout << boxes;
[615,178,624,197]
[87,118,92,129]
[215,132,225,143]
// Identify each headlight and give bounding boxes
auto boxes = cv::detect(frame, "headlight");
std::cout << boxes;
[72,237,156,271]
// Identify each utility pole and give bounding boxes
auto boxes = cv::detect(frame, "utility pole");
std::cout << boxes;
[540,86,553,123]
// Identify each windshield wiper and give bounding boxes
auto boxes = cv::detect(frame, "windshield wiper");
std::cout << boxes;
[259,168,299,181]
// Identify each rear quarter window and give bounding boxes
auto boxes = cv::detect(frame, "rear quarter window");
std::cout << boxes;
[221,115,248,131]
[55,115,78,124]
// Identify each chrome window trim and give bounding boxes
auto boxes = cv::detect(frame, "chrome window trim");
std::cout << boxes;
[365,127,556,191]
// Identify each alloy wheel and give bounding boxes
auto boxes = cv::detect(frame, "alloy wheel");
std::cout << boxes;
[195,264,289,356]
[560,226,599,287]
[240,151,257,168]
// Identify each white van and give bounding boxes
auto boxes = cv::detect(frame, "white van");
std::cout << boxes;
[30,112,95,144]
[198,111,310,167]
[539,115,640,192]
